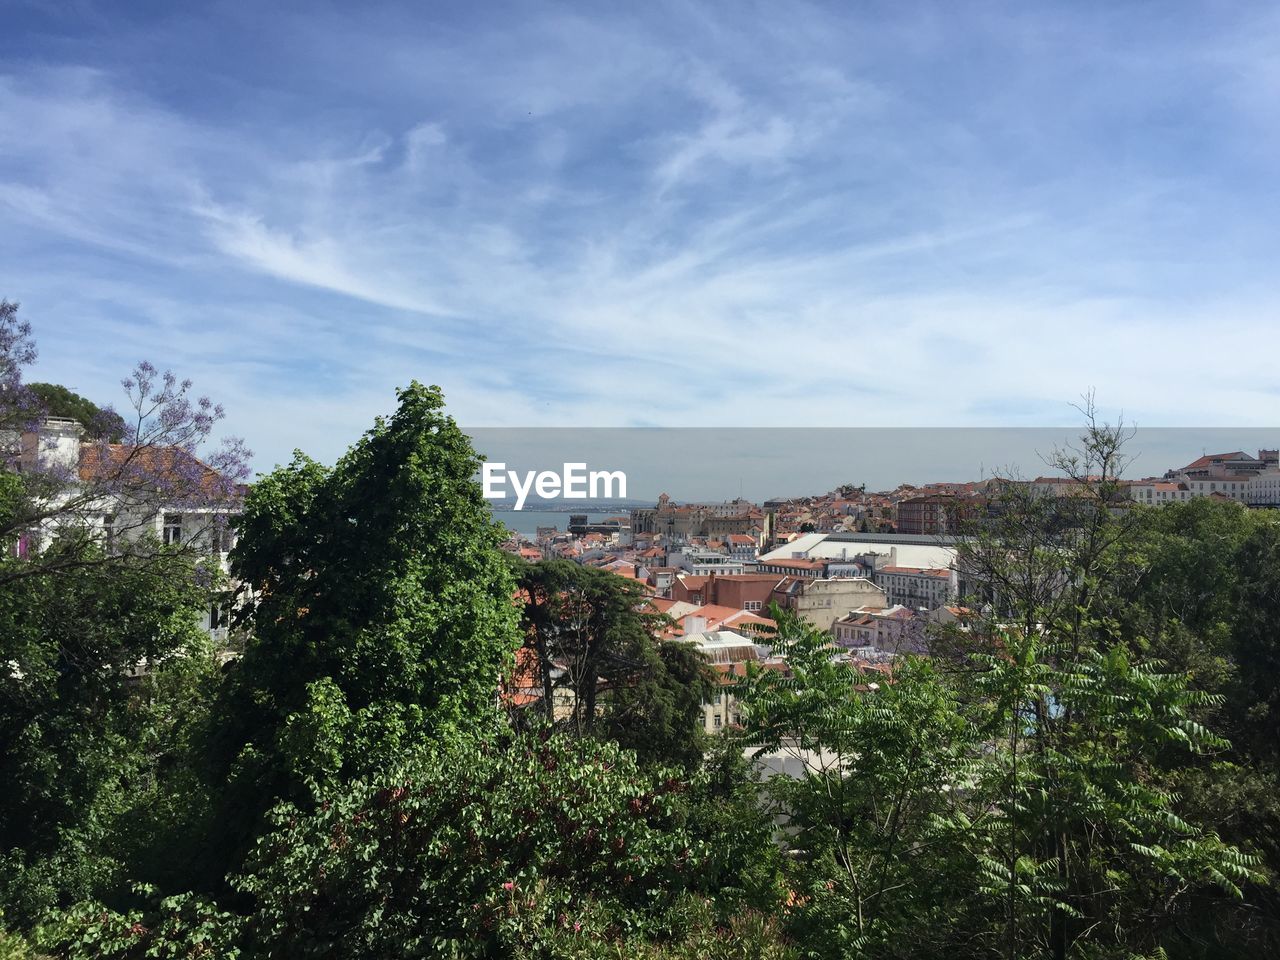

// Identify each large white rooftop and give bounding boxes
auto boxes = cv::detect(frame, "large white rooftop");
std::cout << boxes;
[759,533,957,571]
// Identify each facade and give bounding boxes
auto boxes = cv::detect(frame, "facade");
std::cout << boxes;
[1127,479,1192,505]
[669,572,785,611]
[832,604,927,654]
[680,630,762,734]
[1248,468,1280,507]
[873,564,956,610]
[896,493,972,535]
[722,533,760,562]
[666,548,747,576]
[9,417,243,643]
[753,556,868,579]
[1124,450,1280,508]
[771,576,887,631]
[630,494,763,543]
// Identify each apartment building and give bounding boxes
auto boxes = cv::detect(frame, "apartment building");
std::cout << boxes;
[770,576,887,631]
[873,564,956,610]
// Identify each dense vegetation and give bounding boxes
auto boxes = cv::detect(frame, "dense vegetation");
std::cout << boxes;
[23,383,126,443]
[2,305,1278,958]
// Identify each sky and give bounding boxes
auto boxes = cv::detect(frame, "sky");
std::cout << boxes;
[2,1,1279,475]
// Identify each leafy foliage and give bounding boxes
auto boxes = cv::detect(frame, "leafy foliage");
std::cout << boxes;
[24,384,126,442]
[0,542,217,926]
[234,732,706,956]
[199,382,523,880]
[510,558,716,768]
[742,608,981,956]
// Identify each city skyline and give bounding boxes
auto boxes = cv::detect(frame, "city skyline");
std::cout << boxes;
[470,427,1280,504]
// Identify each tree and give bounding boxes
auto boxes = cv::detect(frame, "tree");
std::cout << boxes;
[510,558,715,767]
[948,407,1261,959]
[0,301,250,587]
[0,304,245,925]
[604,637,717,769]
[203,382,523,878]
[0,544,219,926]
[741,607,979,956]
[24,383,126,442]
[38,733,746,959]
[1113,499,1280,950]
[738,410,1263,959]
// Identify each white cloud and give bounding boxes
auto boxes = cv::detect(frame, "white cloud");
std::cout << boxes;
[3,3,1280,477]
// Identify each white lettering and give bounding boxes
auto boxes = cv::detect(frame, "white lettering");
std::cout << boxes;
[482,462,628,508]
[482,462,506,500]
[535,470,561,499]
[590,469,627,499]
[510,469,536,511]
[562,462,587,498]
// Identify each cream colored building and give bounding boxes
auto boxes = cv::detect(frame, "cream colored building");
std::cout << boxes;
[772,576,887,631]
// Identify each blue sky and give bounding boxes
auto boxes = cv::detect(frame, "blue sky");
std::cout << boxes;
[2,1,1279,471]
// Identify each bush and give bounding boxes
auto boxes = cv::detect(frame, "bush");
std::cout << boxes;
[234,732,709,957]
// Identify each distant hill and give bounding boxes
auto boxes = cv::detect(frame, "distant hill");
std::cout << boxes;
[487,497,652,511]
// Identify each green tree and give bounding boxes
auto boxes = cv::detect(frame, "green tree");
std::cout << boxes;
[739,412,1263,959]
[0,303,246,928]
[741,607,979,956]
[25,383,126,442]
[204,382,522,878]
[510,558,715,767]
[0,543,217,926]
[1114,499,1280,951]
[949,411,1261,959]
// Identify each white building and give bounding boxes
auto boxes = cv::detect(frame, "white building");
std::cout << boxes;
[679,629,764,734]
[872,564,956,611]
[1248,468,1280,507]
[7,417,243,644]
[666,548,746,577]
[832,604,927,654]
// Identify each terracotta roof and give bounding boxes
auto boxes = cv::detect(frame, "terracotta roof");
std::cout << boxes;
[78,443,236,499]
[1182,452,1251,470]
[877,565,950,577]
[501,647,544,707]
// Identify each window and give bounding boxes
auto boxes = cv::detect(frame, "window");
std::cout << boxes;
[212,517,237,553]
[163,514,182,545]
[102,514,116,551]
[713,715,722,728]
[745,600,762,611]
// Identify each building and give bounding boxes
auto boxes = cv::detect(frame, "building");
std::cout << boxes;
[771,576,887,631]
[873,565,956,610]
[669,572,786,612]
[756,532,958,574]
[1127,479,1192,506]
[832,604,927,654]
[1173,450,1276,503]
[753,556,868,579]
[679,629,764,734]
[1248,468,1280,507]
[9,416,243,643]
[896,493,974,535]
[666,548,747,577]
[722,533,760,562]
[630,494,763,543]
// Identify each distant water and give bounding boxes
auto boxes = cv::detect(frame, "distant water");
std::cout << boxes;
[489,509,617,539]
